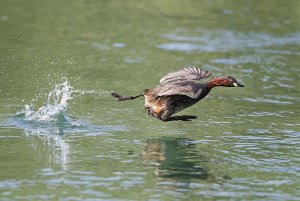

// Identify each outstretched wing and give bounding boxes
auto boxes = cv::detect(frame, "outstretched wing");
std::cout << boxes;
[160,67,212,84]
[155,81,205,99]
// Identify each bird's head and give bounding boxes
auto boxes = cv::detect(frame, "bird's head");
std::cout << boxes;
[208,76,244,88]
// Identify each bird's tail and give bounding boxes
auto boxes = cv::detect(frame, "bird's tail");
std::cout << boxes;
[111,91,143,101]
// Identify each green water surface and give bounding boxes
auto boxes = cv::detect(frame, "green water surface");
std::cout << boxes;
[1,0,300,200]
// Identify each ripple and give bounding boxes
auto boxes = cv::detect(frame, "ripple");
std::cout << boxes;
[264,94,299,101]
[256,49,300,56]
[112,43,126,48]
[79,189,110,198]
[273,80,294,88]
[157,43,214,52]
[242,97,293,105]
[240,111,287,117]
[0,180,22,189]
[123,57,144,64]
[211,54,285,66]
[279,129,300,138]
[91,43,110,50]
[0,15,8,21]
[157,30,300,53]
[211,58,240,65]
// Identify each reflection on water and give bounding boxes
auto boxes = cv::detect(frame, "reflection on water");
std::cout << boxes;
[24,128,70,171]
[10,111,73,170]
[143,138,228,187]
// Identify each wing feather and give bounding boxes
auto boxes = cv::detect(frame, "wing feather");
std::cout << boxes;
[160,67,212,84]
[155,81,204,99]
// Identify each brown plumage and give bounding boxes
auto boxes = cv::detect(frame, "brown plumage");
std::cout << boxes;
[112,67,244,121]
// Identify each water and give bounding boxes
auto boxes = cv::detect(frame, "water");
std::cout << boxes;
[1,0,300,200]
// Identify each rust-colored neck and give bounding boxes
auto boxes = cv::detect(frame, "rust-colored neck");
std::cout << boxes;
[206,76,228,89]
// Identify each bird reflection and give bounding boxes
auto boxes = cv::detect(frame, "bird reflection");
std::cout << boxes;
[143,138,213,182]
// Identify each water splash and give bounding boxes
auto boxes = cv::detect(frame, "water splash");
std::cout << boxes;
[12,79,126,136]
[16,79,76,126]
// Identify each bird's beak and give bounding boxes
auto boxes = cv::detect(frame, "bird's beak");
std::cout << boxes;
[233,82,244,87]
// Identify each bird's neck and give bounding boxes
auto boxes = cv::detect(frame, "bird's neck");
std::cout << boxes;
[206,77,225,89]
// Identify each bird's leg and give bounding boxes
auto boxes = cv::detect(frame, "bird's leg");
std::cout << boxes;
[111,92,143,101]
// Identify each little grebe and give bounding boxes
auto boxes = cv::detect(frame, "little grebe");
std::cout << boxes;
[112,67,244,121]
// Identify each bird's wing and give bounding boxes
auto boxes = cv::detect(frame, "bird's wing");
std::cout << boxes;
[155,82,204,99]
[159,67,212,84]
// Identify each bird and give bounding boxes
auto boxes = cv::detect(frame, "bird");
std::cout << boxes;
[111,67,244,121]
